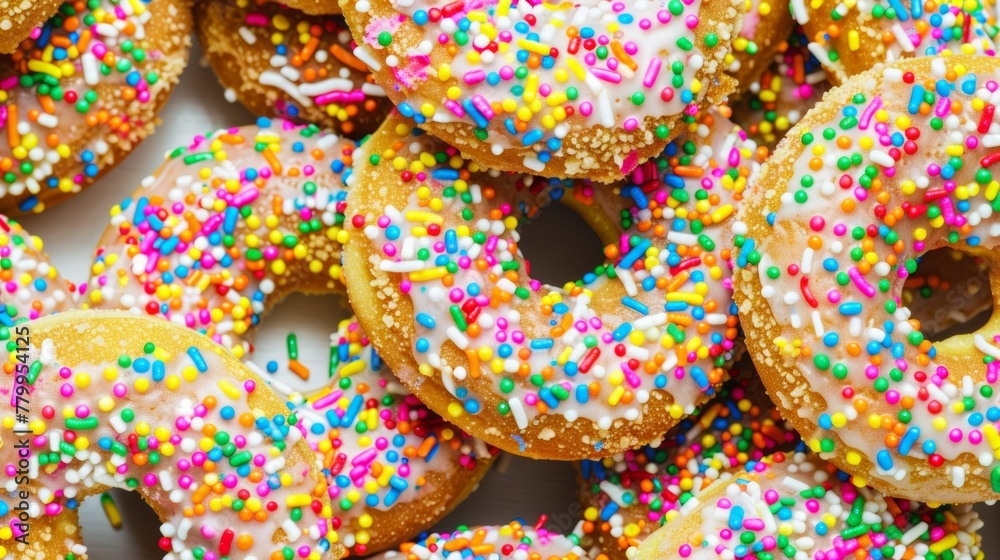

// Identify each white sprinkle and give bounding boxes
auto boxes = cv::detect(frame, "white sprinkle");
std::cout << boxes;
[509,397,528,429]
[974,333,1000,359]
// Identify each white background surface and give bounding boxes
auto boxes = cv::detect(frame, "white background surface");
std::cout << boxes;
[16,43,999,558]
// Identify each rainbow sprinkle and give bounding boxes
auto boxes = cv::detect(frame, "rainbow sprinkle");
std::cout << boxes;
[579,364,797,557]
[85,117,357,360]
[642,452,984,560]
[0,313,336,559]
[201,0,391,136]
[348,109,761,456]
[346,0,736,176]
[0,0,190,213]
[735,55,1000,500]
[374,519,599,560]
[792,0,996,83]
[267,318,496,555]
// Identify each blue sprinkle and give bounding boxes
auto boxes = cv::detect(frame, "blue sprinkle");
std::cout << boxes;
[622,297,649,315]
[838,302,863,316]
[888,0,909,20]
[612,323,632,341]
[187,347,208,372]
[531,338,554,349]
[619,239,652,269]
[898,426,921,456]
[907,85,925,114]
[416,313,437,329]
[728,506,744,530]
[876,450,893,470]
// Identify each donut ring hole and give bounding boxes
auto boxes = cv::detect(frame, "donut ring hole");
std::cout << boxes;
[902,247,994,342]
[79,490,162,557]
[247,292,352,394]
[517,204,607,287]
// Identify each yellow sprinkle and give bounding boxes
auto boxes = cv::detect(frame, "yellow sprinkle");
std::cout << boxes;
[286,494,312,508]
[409,267,449,282]
[218,380,240,400]
[710,204,734,223]
[405,210,444,224]
[665,292,705,305]
[517,39,552,55]
[848,30,860,51]
[27,59,63,77]
[339,360,365,378]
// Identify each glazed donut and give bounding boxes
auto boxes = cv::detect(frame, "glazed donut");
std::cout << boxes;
[267,317,497,555]
[0,214,77,322]
[0,0,59,54]
[195,0,393,137]
[577,363,797,560]
[630,451,984,560]
[84,118,497,554]
[84,117,357,359]
[0,311,338,560]
[0,0,193,215]
[791,0,996,84]
[372,519,598,560]
[730,29,829,150]
[727,0,795,91]
[339,0,743,182]
[733,54,1000,502]
[344,109,761,459]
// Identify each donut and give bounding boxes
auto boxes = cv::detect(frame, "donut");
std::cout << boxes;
[195,0,393,138]
[0,1,60,54]
[371,519,598,560]
[730,29,829,150]
[83,118,498,553]
[0,214,77,322]
[0,311,339,560]
[84,117,357,359]
[732,54,1000,502]
[338,0,744,182]
[0,0,193,215]
[630,451,984,560]
[344,109,761,459]
[727,0,795,91]
[577,362,797,560]
[791,0,996,84]
[266,317,498,556]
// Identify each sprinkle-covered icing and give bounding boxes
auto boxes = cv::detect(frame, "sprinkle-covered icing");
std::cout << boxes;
[349,110,758,456]
[732,28,828,149]
[634,452,984,560]
[199,0,391,136]
[734,55,1000,499]
[84,118,357,359]
[579,364,797,558]
[270,317,495,555]
[344,0,737,175]
[791,0,996,82]
[371,519,596,560]
[0,0,190,213]
[0,215,76,323]
[0,312,336,560]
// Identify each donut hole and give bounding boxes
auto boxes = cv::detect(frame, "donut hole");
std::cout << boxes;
[518,203,606,286]
[78,490,162,557]
[903,248,993,341]
[247,292,353,395]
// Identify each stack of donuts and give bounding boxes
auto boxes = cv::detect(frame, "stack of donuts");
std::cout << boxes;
[2,0,1000,559]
